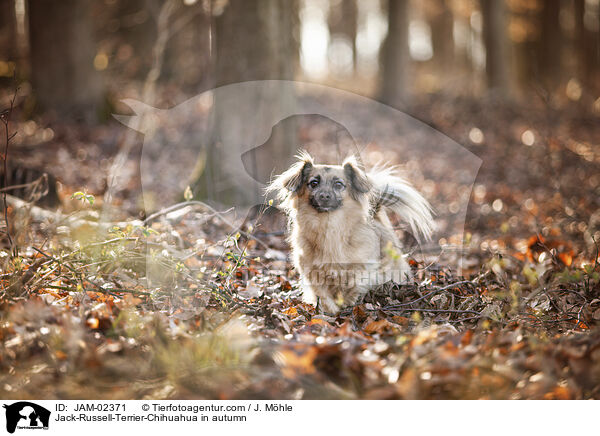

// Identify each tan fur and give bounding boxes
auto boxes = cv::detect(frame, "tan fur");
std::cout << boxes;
[267,152,431,314]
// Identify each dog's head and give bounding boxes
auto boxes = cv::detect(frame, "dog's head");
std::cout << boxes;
[267,151,371,213]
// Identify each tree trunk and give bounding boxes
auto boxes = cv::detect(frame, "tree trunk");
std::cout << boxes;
[538,0,561,88]
[0,0,17,63]
[328,0,358,72]
[191,0,298,206]
[379,0,410,107]
[574,0,598,85]
[111,0,156,81]
[28,0,103,122]
[429,0,454,69]
[511,5,538,95]
[162,3,212,92]
[214,0,296,86]
[480,0,509,94]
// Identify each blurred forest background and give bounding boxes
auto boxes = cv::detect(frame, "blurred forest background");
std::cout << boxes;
[1,0,600,400]
[1,0,600,214]
[2,0,600,115]
[1,0,599,255]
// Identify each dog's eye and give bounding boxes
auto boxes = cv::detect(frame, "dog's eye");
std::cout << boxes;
[333,181,345,190]
[309,179,319,188]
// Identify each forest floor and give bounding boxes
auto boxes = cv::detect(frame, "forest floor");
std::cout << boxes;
[1,92,599,399]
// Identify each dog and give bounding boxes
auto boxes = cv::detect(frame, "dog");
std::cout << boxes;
[266,151,435,313]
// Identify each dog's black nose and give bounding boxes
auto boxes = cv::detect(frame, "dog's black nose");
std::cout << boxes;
[317,192,331,202]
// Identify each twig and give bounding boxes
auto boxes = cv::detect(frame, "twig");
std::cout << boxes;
[32,246,80,275]
[386,307,482,315]
[143,200,270,250]
[388,280,473,308]
[143,200,231,225]
[30,246,107,295]
[448,315,485,324]
[587,235,599,295]
[45,284,150,296]
[221,203,272,310]
[1,78,18,255]
[3,256,46,296]
[0,175,47,193]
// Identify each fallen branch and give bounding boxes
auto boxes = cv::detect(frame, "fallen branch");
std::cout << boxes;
[388,307,482,315]
[5,193,143,230]
[388,280,474,308]
[143,200,270,250]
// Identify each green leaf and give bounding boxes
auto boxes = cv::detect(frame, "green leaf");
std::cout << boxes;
[184,185,193,201]
[71,191,95,205]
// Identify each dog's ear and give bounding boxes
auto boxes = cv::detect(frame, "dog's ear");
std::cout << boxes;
[266,151,313,200]
[343,156,371,200]
[282,159,313,193]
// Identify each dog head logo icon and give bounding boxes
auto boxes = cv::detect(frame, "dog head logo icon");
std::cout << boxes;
[3,402,50,433]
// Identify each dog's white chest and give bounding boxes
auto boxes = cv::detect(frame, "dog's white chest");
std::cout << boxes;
[296,214,379,265]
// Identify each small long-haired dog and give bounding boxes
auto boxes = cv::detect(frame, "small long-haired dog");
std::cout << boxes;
[266,151,435,313]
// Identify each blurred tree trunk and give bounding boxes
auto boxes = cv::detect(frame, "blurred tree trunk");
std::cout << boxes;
[379,0,410,106]
[28,0,103,122]
[511,4,537,94]
[452,13,474,75]
[113,0,155,81]
[0,0,17,63]
[328,0,358,72]
[574,0,597,85]
[538,0,561,88]
[429,0,454,69]
[163,6,211,92]
[480,0,509,94]
[192,0,298,206]
[213,0,296,85]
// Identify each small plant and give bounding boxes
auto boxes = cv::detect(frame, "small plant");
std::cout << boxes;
[71,190,95,206]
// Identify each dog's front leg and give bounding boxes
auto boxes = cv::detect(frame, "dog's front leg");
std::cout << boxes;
[299,282,336,313]
[317,294,341,315]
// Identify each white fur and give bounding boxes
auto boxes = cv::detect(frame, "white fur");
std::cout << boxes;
[367,164,435,241]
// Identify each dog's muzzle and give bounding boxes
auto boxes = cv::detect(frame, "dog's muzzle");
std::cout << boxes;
[310,191,341,212]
